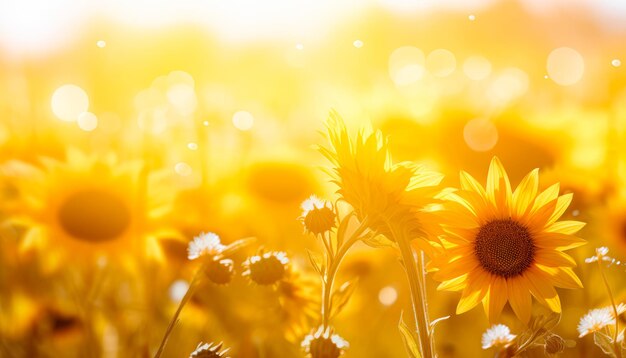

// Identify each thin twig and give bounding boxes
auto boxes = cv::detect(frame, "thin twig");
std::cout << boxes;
[392,223,433,358]
[154,264,204,358]
[597,259,622,358]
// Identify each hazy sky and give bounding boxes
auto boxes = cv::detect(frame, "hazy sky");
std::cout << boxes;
[0,0,624,56]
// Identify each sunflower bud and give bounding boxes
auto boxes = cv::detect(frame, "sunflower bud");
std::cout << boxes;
[544,334,565,355]
[190,341,230,358]
[301,196,336,235]
[205,259,234,285]
[302,326,349,358]
[243,251,289,285]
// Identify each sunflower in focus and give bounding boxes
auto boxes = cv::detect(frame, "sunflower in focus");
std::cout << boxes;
[319,111,443,251]
[3,149,177,270]
[432,157,586,323]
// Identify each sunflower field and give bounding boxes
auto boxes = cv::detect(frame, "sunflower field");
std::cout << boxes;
[1,1,626,357]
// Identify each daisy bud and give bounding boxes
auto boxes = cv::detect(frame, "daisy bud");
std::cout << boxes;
[190,341,230,358]
[302,326,349,358]
[544,334,565,355]
[242,251,289,285]
[205,259,234,285]
[300,195,336,235]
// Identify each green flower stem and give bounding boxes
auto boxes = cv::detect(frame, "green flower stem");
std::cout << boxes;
[416,249,432,340]
[321,216,369,329]
[597,258,622,358]
[396,231,433,358]
[154,263,204,358]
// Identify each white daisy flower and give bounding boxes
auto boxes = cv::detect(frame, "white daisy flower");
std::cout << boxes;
[585,246,612,264]
[301,195,326,214]
[578,307,616,337]
[189,341,229,357]
[481,324,516,350]
[187,232,226,260]
[302,326,349,357]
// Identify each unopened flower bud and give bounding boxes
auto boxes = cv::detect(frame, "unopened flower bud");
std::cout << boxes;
[205,259,234,285]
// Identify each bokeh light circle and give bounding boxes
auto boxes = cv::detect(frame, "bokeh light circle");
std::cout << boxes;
[463,118,499,152]
[232,111,255,131]
[378,286,398,306]
[547,47,585,86]
[389,46,425,86]
[463,56,492,80]
[175,162,192,176]
[77,112,98,131]
[51,84,89,122]
[426,49,456,77]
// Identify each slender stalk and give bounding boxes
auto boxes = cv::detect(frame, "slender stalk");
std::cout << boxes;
[416,251,431,328]
[597,259,622,358]
[395,229,432,358]
[320,234,334,261]
[321,216,369,328]
[154,265,204,358]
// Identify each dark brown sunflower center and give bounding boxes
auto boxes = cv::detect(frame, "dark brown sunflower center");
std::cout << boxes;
[58,189,131,243]
[474,219,535,278]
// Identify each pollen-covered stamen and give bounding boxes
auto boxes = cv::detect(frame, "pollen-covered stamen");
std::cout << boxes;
[474,219,535,278]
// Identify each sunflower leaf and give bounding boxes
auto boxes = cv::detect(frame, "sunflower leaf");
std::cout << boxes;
[515,312,561,354]
[429,315,450,353]
[593,331,617,358]
[429,315,450,333]
[336,211,355,248]
[306,249,325,277]
[362,232,394,249]
[330,278,358,320]
[398,312,422,358]
[221,237,256,257]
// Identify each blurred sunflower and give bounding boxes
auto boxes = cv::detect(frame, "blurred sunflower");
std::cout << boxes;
[318,111,444,252]
[2,149,177,270]
[276,270,319,342]
[432,157,586,323]
[592,196,626,256]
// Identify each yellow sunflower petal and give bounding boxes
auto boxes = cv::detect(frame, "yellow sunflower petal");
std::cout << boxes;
[523,197,557,231]
[545,220,586,235]
[546,193,573,226]
[19,227,45,253]
[441,228,475,244]
[460,170,487,196]
[456,270,491,314]
[453,189,497,222]
[485,157,512,212]
[512,168,538,218]
[438,203,480,229]
[534,265,583,289]
[530,183,560,214]
[437,274,469,292]
[533,232,586,251]
[445,245,475,263]
[535,249,577,267]
[507,275,532,323]
[482,276,508,323]
[433,254,479,282]
[525,270,561,313]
